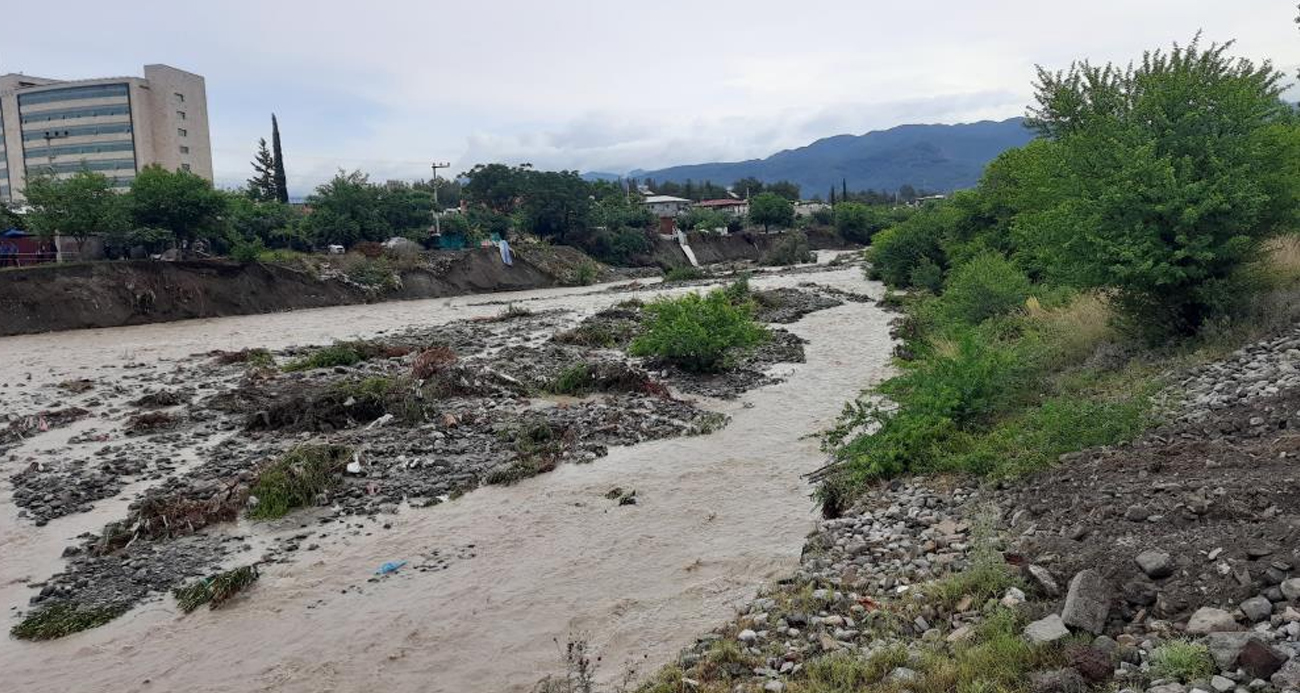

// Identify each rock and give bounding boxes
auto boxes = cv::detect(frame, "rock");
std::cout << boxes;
[1239,595,1273,623]
[1001,587,1027,608]
[1027,564,1061,597]
[1205,632,1261,670]
[1281,578,1300,601]
[1136,550,1175,579]
[763,681,785,693]
[888,667,917,683]
[1239,639,1287,680]
[737,629,758,643]
[1147,684,1187,693]
[1209,675,1234,693]
[1062,570,1111,634]
[1025,614,1071,644]
[1030,667,1087,693]
[947,625,975,643]
[1272,657,1300,690]
[1124,505,1150,521]
[1186,607,1240,635]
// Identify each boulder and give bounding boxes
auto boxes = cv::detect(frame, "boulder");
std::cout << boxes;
[1027,564,1061,597]
[1239,595,1273,623]
[1281,577,1300,601]
[1062,570,1111,634]
[1239,639,1288,680]
[1185,607,1240,635]
[1273,657,1300,690]
[1029,668,1088,693]
[1025,614,1071,645]
[1204,631,1261,670]
[1135,550,1174,579]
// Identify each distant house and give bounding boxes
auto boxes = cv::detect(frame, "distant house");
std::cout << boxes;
[794,201,830,218]
[695,198,749,217]
[642,195,692,218]
[908,194,947,207]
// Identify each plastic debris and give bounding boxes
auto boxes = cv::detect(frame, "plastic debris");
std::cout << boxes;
[375,560,407,576]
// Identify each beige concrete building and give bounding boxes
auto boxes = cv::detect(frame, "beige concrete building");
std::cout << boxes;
[0,64,212,203]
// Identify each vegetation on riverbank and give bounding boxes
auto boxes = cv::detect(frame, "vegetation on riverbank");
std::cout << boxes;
[817,36,1300,514]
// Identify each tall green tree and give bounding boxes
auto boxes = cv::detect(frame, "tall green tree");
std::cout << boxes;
[271,114,289,204]
[301,170,388,247]
[1025,37,1299,335]
[23,171,129,249]
[461,163,529,213]
[767,180,801,201]
[748,192,795,232]
[129,165,228,247]
[247,138,277,202]
[521,170,591,240]
[733,177,764,198]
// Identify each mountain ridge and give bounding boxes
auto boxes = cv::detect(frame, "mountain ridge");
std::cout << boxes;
[587,117,1035,196]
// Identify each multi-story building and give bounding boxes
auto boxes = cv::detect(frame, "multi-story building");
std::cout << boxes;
[0,64,212,204]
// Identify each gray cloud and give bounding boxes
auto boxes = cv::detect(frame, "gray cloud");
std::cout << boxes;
[4,0,1298,196]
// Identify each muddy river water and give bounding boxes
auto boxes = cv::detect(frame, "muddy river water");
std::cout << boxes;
[0,258,894,693]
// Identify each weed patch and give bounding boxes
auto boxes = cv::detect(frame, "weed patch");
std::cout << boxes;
[663,266,705,282]
[11,602,129,640]
[282,340,411,372]
[248,445,353,520]
[1150,640,1214,681]
[173,565,260,612]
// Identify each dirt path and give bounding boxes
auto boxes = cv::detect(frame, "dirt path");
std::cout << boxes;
[0,258,895,693]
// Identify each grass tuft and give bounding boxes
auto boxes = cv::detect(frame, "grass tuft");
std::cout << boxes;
[1149,640,1215,681]
[11,602,129,640]
[173,565,260,613]
[248,445,353,520]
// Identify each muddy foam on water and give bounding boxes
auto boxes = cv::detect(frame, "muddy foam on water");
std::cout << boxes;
[0,257,894,693]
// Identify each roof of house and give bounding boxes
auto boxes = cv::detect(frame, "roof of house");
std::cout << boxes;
[642,195,692,204]
[696,199,747,208]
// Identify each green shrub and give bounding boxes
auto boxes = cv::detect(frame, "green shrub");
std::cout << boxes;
[572,262,598,286]
[629,289,768,373]
[934,252,1032,326]
[823,331,1028,481]
[909,257,945,294]
[663,265,705,282]
[1150,640,1215,681]
[248,445,353,520]
[761,230,814,266]
[866,207,949,287]
[833,202,886,244]
[230,238,266,263]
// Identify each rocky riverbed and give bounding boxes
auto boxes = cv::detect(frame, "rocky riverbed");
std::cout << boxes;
[1,255,900,693]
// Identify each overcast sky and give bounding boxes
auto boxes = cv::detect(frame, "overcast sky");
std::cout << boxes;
[4,1,1298,195]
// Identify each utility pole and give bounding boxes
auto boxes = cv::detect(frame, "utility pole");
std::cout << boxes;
[430,161,450,236]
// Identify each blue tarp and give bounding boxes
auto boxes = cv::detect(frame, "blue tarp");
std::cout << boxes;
[2,229,29,238]
[499,239,513,266]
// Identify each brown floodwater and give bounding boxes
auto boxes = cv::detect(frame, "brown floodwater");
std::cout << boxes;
[0,258,894,693]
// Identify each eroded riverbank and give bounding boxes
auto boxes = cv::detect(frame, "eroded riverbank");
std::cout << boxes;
[0,256,895,693]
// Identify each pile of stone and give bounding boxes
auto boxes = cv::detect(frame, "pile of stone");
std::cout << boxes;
[1175,326,1300,421]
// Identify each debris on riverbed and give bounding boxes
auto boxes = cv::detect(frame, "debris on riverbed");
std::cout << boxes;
[5,278,857,639]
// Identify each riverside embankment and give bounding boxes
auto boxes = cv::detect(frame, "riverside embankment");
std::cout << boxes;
[0,231,853,337]
[0,253,894,693]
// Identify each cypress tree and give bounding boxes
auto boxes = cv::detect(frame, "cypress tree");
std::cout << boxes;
[247,138,276,201]
[271,114,289,204]
[841,178,848,202]
[829,187,835,205]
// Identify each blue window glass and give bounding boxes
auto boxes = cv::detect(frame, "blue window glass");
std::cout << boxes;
[17,83,129,106]
[24,141,136,159]
[20,104,132,124]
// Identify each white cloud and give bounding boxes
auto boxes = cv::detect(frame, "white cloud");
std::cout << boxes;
[4,0,1298,195]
